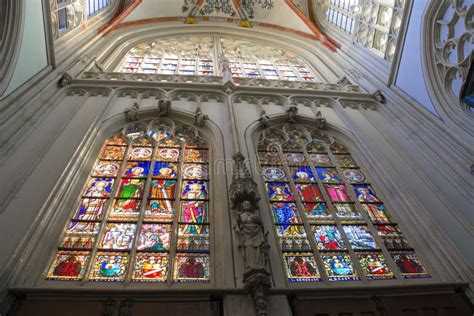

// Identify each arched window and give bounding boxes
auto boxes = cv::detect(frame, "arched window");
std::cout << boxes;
[117,36,318,82]
[257,125,429,282]
[46,119,210,283]
[322,0,406,60]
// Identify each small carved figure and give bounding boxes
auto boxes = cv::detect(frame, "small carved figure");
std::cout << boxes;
[58,73,72,88]
[337,76,351,85]
[258,110,270,128]
[374,90,386,104]
[124,102,140,122]
[235,200,269,270]
[287,105,298,123]
[157,97,171,117]
[194,107,209,127]
[315,111,327,130]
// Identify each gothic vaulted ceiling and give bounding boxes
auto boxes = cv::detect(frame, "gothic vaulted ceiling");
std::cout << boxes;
[105,0,339,51]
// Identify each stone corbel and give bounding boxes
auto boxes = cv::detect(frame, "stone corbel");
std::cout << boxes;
[258,110,270,129]
[194,107,209,127]
[230,153,271,316]
[315,111,327,130]
[124,102,140,122]
[157,97,171,117]
[58,72,73,88]
[373,90,386,104]
[287,105,298,123]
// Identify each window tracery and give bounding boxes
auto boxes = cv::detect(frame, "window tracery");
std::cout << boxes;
[47,119,211,283]
[257,125,429,282]
[431,1,473,111]
[117,36,318,82]
[323,0,406,61]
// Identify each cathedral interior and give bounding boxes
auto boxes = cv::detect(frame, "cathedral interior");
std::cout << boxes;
[0,0,473,315]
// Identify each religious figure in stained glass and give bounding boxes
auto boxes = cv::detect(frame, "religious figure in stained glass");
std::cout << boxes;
[313,225,346,251]
[362,204,392,224]
[150,179,176,199]
[266,182,294,201]
[181,181,208,200]
[174,255,209,281]
[100,223,137,250]
[322,254,359,281]
[48,251,89,280]
[342,225,378,250]
[137,224,171,251]
[83,178,114,198]
[117,179,146,198]
[145,200,174,222]
[295,184,324,202]
[153,162,178,179]
[291,166,316,182]
[180,201,207,226]
[74,198,107,221]
[184,149,208,163]
[284,254,321,282]
[122,161,150,178]
[110,199,141,221]
[353,184,380,203]
[99,146,126,160]
[271,203,300,225]
[324,184,351,202]
[303,202,331,220]
[316,167,341,183]
[391,253,428,278]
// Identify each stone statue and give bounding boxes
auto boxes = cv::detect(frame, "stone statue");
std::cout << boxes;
[258,110,270,128]
[235,200,269,270]
[194,107,209,127]
[157,97,171,117]
[315,111,327,130]
[124,102,140,122]
[66,0,84,29]
[287,105,298,123]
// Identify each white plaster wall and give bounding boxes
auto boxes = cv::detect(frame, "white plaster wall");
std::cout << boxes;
[395,1,438,116]
[3,0,48,98]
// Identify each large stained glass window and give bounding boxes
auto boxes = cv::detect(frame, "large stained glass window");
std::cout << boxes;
[258,125,429,282]
[116,36,318,82]
[47,119,210,283]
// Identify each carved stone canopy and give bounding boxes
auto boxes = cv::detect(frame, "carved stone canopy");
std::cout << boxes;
[229,153,260,209]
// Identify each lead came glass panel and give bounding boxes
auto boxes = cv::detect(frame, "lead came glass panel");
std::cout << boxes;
[257,125,429,282]
[47,121,211,283]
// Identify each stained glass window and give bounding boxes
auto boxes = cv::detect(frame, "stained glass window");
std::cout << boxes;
[117,36,318,82]
[258,125,429,282]
[47,119,211,283]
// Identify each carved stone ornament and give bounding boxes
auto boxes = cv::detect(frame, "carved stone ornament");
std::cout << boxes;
[315,111,327,130]
[287,105,298,123]
[258,110,270,129]
[58,72,73,88]
[373,90,386,104]
[124,102,140,122]
[221,55,237,94]
[230,153,271,316]
[337,75,351,85]
[157,97,171,117]
[194,107,209,127]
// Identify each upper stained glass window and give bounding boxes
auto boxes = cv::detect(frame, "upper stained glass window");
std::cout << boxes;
[257,125,429,282]
[116,36,318,82]
[47,119,210,283]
